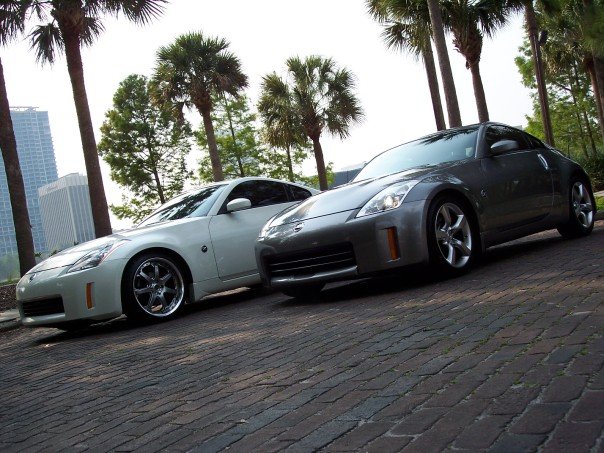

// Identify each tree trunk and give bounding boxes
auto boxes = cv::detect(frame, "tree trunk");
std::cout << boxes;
[585,57,604,144]
[62,31,112,237]
[592,56,604,145]
[469,62,489,122]
[285,144,294,182]
[197,104,224,181]
[223,96,244,176]
[572,61,597,156]
[0,58,36,276]
[422,44,446,131]
[311,136,328,191]
[425,0,462,128]
[525,2,555,146]
[151,168,165,204]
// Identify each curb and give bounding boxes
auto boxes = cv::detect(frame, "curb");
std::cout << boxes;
[0,309,21,332]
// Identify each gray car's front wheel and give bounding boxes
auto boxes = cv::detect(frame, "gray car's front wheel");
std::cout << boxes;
[122,253,187,322]
[557,179,595,239]
[427,196,476,274]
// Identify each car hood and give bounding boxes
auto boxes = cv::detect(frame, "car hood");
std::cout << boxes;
[269,165,442,226]
[25,217,202,274]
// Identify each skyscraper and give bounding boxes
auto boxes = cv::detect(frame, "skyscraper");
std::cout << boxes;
[0,107,58,256]
[38,173,95,252]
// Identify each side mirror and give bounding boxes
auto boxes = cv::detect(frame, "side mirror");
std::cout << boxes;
[226,198,252,213]
[490,139,519,155]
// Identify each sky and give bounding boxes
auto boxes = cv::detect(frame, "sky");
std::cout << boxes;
[2,0,533,229]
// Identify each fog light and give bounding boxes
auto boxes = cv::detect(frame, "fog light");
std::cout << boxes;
[86,282,94,309]
[387,227,400,260]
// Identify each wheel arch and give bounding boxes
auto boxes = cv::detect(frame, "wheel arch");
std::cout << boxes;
[425,187,484,252]
[121,247,194,297]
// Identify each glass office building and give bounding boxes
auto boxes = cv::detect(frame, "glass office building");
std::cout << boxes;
[38,173,95,252]
[0,107,58,256]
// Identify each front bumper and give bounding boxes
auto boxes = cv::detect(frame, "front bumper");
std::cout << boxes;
[256,200,428,289]
[16,259,126,327]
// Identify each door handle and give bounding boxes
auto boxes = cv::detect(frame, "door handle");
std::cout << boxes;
[537,154,549,170]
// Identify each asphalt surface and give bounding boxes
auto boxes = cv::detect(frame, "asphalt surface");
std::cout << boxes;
[0,222,602,452]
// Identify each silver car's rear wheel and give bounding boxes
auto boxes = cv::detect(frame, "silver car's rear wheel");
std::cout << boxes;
[428,196,476,274]
[558,179,595,239]
[122,253,186,321]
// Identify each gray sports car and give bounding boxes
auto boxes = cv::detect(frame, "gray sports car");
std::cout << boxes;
[255,122,596,298]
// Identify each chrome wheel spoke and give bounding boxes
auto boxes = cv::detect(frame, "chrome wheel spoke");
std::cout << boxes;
[134,287,153,295]
[164,287,177,295]
[451,215,466,233]
[439,206,452,228]
[139,271,153,283]
[159,273,173,285]
[147,293,157,310]
[451,238,471,256]
[446,244,456,265]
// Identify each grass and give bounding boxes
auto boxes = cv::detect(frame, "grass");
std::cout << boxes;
[596,195,604,212]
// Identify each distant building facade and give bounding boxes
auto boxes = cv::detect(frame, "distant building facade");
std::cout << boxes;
[0,107,58,255]
[39,173,95,252]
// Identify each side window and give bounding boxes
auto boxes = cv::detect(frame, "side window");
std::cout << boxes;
[485,126,529,152]
[288,185,312,201]
[525,133,545,150]
[223,180,289,211]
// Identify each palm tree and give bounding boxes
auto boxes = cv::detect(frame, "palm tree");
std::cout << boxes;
[426,0,463,127]
[20,0,167,238]
[367,0,446,130]
[0,1,36,275]
[150,32,248,182]
[258,74,309,182]
[260,56,363,191]
[440,0,512,123]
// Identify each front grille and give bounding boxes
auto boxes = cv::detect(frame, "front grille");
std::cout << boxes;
[20,297,64,317]
[265,243,356,280]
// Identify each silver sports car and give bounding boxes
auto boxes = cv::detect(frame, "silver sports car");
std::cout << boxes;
[255,123,596,298]
[17,177,318,328]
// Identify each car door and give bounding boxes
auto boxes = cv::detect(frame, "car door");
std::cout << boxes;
[208,180,297,281]
[480,125,553,232]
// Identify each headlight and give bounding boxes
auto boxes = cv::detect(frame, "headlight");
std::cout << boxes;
[356,180,419,218]
[258,220,275,239]
[67,240,128,273]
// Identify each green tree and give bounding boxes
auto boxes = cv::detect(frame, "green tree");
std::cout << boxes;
[151,32,248,182]
[367,0,446,130]
[196,94,263,182]
[440,0,512,122]
[259,56,363,191]
[258,74,311,180]
[0,1,36,275]
[516,37,602,159]
[19,0,167,237]
[98,74,192,224]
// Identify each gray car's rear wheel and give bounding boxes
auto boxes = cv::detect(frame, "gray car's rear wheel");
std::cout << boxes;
[122,253,186,321]
[428,196,476,274]
[558,179,595,239]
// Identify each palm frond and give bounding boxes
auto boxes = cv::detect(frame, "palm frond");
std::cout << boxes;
[103,0,167,25]
[29,22,63,64]
[80,16,105,46]
[0,0,27,45]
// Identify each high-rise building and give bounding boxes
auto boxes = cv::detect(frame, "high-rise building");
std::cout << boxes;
[0,107,58,255]
[38,173,95,252]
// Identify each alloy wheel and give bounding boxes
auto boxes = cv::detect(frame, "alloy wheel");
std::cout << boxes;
[571,181,593,229]
[435,202,473,269]
[132,257,185,317]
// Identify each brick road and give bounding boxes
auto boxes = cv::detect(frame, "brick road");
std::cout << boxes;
[0,222,602,452]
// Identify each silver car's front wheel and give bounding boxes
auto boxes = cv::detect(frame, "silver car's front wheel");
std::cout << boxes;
[428,197,476,274]
[122,253,186,321]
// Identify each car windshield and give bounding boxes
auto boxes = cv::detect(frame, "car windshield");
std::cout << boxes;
[138,184,228,227]
[354,127,479,181]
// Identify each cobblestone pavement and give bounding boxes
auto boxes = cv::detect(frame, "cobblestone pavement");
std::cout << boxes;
[1,222,603,452]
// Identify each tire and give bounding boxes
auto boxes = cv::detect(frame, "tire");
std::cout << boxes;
[427,195,477,275]
[282,284,325,300]
[121,252,187,322]
[557,179,595,239]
